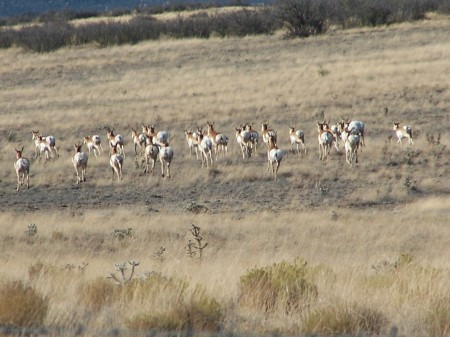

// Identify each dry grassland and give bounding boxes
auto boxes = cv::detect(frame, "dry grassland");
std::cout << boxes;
[0,13,449,336]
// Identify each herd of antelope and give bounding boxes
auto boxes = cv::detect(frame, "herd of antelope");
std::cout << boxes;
[12,120,414,190]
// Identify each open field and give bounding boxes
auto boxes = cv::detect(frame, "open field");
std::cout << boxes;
[0,13,449,336]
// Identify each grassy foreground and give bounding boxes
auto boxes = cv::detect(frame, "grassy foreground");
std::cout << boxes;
[0,12,449,336]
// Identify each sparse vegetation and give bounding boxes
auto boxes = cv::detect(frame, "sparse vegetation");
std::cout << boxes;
[0,4,448,336]
[302,302,388,336]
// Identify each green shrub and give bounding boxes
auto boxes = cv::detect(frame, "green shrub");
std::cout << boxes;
[0,281,48,328]
[302,303,387,336]
[239,259,318,314]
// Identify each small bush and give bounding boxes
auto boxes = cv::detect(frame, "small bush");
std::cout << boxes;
[0,281,48,328]
[15,22,73,52]
[274,0,333,37]
[302,303,387,336]
[238,259,318,314]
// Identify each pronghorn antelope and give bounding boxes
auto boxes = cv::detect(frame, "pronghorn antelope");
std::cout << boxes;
[109,143,124,181]
[31,130,59,159]
[289,126,306,154]
[197,131,213,168]
[267,135,283,181]
[14,146,30,191]
[131,128,147,155]
[34,135,52,163]
[340,118,365,147]
[143,124,169,147]
[393,122,413,146]
[107,129,125,157]
[261,122,277,147]
[235,127,252,159]
[317,122,334,161]
[143,136,159,175]
[159,143,174,178]
[83,135,102,158]
[244,123,259,153]
[319,121,340,152]
[72,144,88,184]
[344,131,360,165]
[185,130,200,160]
[206,121,228,160]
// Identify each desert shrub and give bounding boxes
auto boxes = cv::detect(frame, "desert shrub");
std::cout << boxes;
[15,22,73,52]
[0,29,14,49]
[238,259,318,314]
[302,303,387,336]
[78,277,116,311]
[274,0,334,37]
[0,281,48,328]
[211,8,279,37]
[425,297,450,337]
[339,0,438,27]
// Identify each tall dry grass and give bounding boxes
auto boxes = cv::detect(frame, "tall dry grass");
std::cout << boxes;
[0,12,449,336]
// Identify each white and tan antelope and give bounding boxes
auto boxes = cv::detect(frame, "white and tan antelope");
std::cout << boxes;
[106,129,125,158]
[159,143,174,178]
[14,146,30,191]
[206,121,228,160]
[144,124,169,147]
[340,118,365,147]
[131,128,147,155]
[144,135,160,175]
[289,126,306,154]
[261,122,277,148]
[198,131,213,168]
[267,135,283,181]
[393,122,413,146]
[83,135,102,158]
[317,122,334,161]
[72,144,88,184]
[185,130,200,160]
[31,130,59,159]
[235,127,252,159]
[344,131,360,165]
[109,143,124,181]
[245,123,259,153]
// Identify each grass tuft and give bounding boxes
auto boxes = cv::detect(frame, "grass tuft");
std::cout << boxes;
[0,281,48,328]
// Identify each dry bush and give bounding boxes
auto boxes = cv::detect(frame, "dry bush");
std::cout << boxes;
[301,302,388,336]
[0,281,48,328]
[238,259,318,314]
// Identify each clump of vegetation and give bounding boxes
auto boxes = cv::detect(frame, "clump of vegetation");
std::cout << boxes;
[112,227,133,240]
[238,259,317,314]
[301,302,388,336]
[125,284,223,332]
[25,223,38,236]
[0,281,48,328]
[107,261,140,285]
[186,223,208,261]
[425,297,450,337]
[78,277,117,311]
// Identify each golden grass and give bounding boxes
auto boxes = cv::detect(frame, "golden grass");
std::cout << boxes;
[0,12,449,336]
